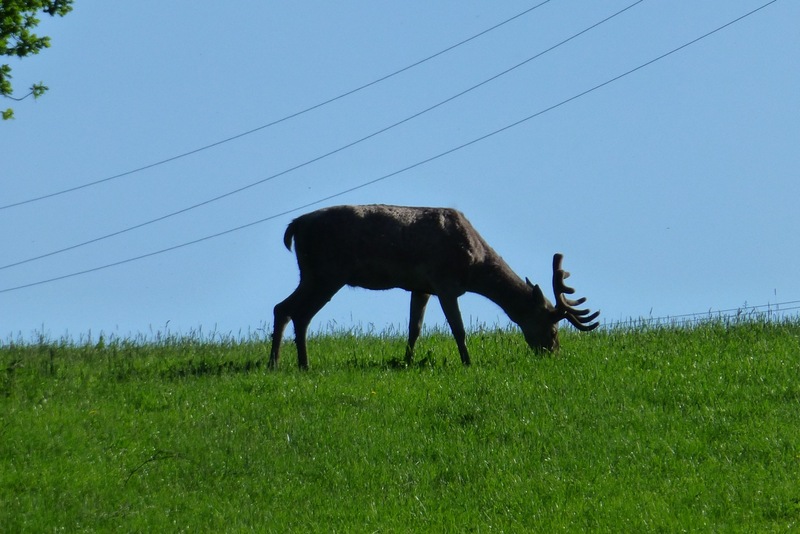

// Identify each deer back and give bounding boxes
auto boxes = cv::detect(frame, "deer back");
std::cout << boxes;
[284,204,493,292]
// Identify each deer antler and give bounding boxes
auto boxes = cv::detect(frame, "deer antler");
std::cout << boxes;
[552,253,600,331]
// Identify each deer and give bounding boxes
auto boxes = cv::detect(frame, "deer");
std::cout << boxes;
[269,204,599,369]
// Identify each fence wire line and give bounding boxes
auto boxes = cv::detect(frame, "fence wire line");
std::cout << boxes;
[599,299,800,329]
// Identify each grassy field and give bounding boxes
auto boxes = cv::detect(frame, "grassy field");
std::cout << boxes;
[2,318,799,532]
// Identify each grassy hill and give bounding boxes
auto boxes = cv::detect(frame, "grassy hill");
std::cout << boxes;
[2,318,799,531]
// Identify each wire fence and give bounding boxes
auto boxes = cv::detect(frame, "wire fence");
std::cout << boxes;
[598,299,800,330]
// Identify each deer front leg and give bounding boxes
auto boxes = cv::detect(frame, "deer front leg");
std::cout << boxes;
[406,292,431,364]
[438,295,471,366]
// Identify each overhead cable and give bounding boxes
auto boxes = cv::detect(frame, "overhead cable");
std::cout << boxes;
[0,0,646,271]
[0,0,779,294]
[0,1,552,211]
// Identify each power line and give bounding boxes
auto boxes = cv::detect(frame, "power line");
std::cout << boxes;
[0,1,553,211]
[0,0,779,294]
[0,0,646,272]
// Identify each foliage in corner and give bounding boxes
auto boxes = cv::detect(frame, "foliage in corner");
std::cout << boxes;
[1,0,73,119]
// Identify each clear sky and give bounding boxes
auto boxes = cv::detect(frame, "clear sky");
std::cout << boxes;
[2,1,798,342]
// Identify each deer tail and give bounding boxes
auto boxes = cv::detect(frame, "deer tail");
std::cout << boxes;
[283,220,297,251]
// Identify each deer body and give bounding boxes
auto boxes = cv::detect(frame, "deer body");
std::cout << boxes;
[269,204,598,369]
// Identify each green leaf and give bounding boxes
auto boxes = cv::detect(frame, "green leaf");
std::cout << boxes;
[31,82,48,98]
[0,0,74,118]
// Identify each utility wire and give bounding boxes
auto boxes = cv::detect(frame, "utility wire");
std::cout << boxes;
[0,0,646,272]
[0,1,552,211]
[0,0,779,294]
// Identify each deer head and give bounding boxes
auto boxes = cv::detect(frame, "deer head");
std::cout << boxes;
[521,253,600,352]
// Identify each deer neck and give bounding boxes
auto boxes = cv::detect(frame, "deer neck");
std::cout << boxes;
[467,258,532,323]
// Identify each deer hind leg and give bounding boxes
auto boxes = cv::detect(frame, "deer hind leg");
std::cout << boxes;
[292,285,342,370]
[269,281,341,370]
[269,290,300,369]
[405,292,431,364]
[438,295,471,366]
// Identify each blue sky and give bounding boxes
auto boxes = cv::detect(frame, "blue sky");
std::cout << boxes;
[2,0,798,342]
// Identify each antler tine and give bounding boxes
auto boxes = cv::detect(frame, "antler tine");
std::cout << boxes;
[551,253,600,330]
[556,294,593,316]
[553,254,578,296]
[565,311,601,331]
[555,271,576,294]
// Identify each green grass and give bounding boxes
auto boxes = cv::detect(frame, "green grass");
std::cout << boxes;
[2,319,799,532]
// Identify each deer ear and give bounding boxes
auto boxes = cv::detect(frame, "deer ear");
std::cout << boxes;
[526,278,546,303]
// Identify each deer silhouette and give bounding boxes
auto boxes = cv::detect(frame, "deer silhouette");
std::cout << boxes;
[269,205,598,369]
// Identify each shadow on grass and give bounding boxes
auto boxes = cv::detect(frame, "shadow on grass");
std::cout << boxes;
[161,358,265,380]
[345,351,445,371]
[161,353,440,377]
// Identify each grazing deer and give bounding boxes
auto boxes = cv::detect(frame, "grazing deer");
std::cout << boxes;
[269,204,599,369]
